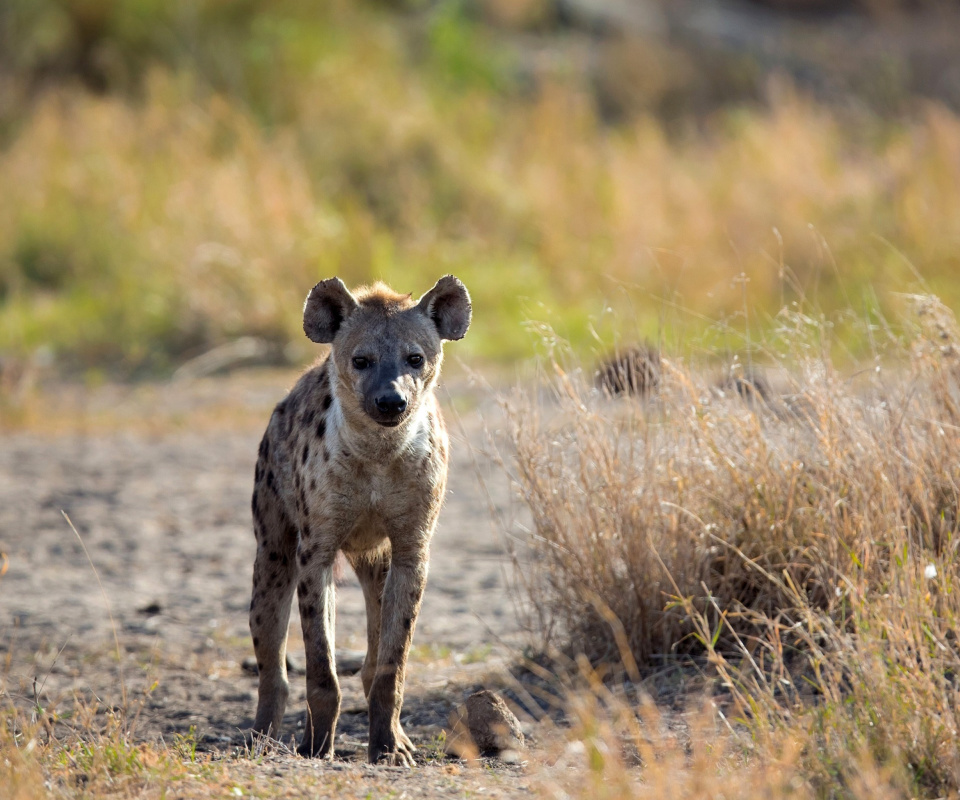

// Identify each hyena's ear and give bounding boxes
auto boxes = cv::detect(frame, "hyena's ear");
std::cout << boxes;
[417,275,472,341]
[303,278,360,344]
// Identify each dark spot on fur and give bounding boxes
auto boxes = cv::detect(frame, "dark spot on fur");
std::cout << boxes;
[303,605,317,619]
[403,617,411,630]
[298,581,308,595]
[317,418,326,439]
[282,554,289,566]
[304,409,316,427]
[310,477,317,492]
[251,492,260,516]
[300,552,309,567]
[302,444,310,465]
[267,470,277,492]
[314,636,329,658]
[253,636,260,647]
[302,527,311,540]
[250,597,257,611]
[322,395,332,411]
[315,672,335,691]
[323,448,329,462]
[259,436,270,459]
[269,551,279,561]
[256,615,262,625]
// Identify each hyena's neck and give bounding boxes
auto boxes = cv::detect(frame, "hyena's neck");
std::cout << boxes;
[330,391,434,463]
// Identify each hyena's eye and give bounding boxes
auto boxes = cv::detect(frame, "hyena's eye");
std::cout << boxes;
[407,354,424,368]
[352,356,370,370]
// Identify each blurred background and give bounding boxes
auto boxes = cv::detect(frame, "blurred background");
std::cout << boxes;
[2,0,960,381]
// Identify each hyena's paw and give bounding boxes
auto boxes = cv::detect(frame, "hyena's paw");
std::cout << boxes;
[369,724,416,767]
[296,727,336,759]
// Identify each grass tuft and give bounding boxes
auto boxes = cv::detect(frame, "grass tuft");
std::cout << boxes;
[504,295,960,796]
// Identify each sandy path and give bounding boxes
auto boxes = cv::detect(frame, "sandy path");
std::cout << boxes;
[0,374,534,787]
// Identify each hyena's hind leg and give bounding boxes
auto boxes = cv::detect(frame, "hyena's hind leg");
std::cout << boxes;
[250,453,299,739]
[346,548,390,700]
[347,546,416,762]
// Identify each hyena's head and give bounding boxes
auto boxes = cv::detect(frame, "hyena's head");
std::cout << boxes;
[303,275,471,429]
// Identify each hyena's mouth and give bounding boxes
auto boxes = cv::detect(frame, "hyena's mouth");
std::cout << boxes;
[367,407,408,428]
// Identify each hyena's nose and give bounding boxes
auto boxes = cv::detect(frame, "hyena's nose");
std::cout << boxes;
[375,392,407,415]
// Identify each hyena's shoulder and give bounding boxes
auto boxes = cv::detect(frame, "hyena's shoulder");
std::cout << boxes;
[263,357,334,459]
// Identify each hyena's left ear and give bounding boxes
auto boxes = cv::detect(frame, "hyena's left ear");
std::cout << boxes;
[303,277,360,343]
[417,275,472,341]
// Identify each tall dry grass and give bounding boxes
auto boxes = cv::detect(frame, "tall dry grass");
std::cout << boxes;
[504,296,960,795]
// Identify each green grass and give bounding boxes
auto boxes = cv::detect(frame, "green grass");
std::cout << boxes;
[1,2,960,377]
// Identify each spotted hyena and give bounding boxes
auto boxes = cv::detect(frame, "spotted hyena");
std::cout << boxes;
[248,275,471,766]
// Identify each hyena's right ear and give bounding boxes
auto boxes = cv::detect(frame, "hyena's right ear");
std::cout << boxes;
[303,278,360,343]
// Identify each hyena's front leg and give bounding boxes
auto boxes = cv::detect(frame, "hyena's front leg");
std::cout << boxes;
[250,480,299,740]
[367,547,429,766]
[297,541,341,758]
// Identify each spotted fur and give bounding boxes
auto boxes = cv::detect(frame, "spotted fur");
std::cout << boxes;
[249,276,471,766]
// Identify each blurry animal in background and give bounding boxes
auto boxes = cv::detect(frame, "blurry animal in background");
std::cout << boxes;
[721,368,772,406]
[595,345,777,413]
[595,343,661,397]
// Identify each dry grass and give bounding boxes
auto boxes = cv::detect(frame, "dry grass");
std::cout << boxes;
[503,296,960,796]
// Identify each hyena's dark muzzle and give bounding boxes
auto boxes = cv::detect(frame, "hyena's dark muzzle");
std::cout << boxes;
[363,364,412,427]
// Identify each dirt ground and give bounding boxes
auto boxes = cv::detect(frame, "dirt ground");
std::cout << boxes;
[0,370,544,796]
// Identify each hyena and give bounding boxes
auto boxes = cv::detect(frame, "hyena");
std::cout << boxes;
[248,275,471,766]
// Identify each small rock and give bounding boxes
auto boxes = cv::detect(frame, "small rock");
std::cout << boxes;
[241,655,301,675]
[241,651,362,676]
[336,649,366,676]
[285,654,305,674]
[137,601,162,615]
[446,690,525,759]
